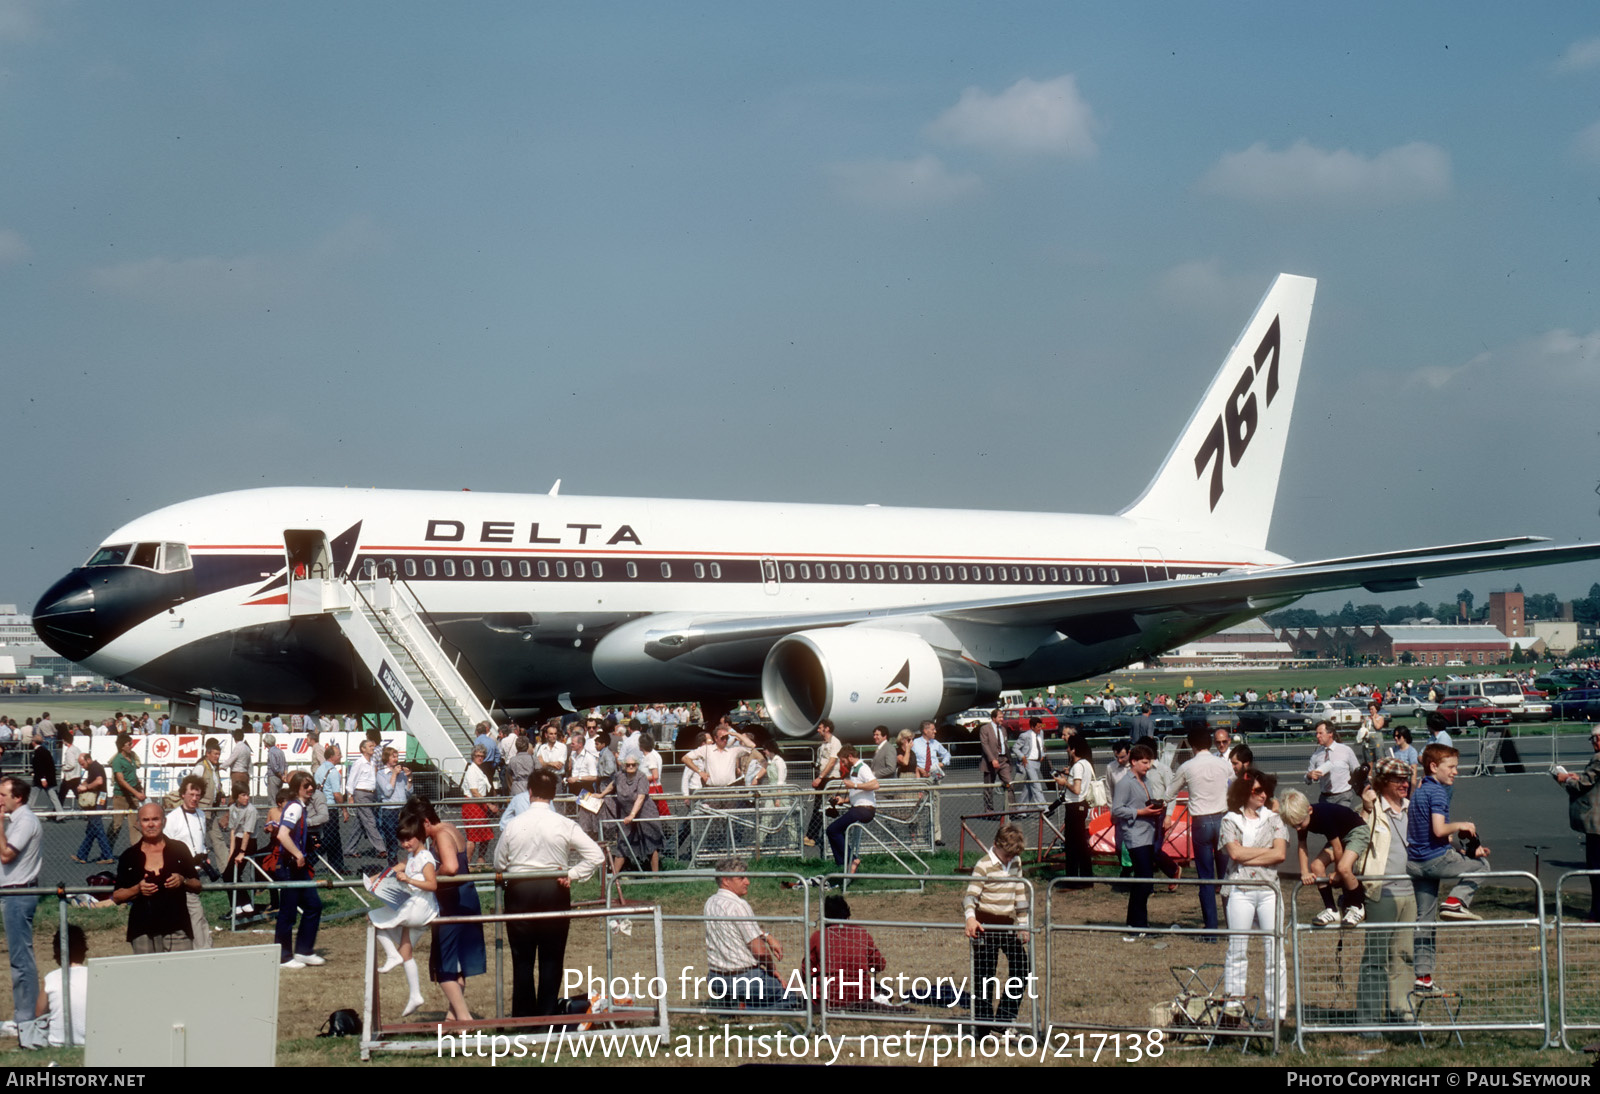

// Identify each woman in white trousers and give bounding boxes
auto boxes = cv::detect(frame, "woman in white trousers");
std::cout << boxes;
[1220,768,1288,1021]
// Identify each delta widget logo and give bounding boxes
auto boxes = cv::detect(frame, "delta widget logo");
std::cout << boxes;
[876,661,911,705]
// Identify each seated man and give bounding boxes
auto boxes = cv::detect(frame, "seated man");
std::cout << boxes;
[1279,790,1365,927]
[807,894,887,1009]
[702,857,796,1009]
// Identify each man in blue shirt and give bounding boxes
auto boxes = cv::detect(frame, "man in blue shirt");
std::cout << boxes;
[1405,743,1489,992]
[473,722,500,766]
[312,744,346,872]
[913,721,951,845]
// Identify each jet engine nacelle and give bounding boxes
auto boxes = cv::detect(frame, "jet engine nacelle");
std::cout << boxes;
[760,627,1001,741]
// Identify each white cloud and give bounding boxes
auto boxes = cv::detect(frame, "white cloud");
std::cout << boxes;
[86,217,383,313]
[89,253,275,310]
[828,155,982,209]
[0,228,30,264]
[1156,259,1262,311]
[1402,328,1600,392]
[0,0,41,44]
[925,75,1098,159]
[1572,119,1600,166]
[1198,140,1451,206]
[1555,37,1600,74]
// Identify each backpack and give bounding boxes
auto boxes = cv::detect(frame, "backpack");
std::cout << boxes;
[317,1009,361,1037]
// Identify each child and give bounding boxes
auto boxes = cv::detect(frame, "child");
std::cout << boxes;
[368,813,439,1017]
[34,925,87,1049]
[1405,743,1489,992]
[1279,789,1366,926]
[227,786,259,917]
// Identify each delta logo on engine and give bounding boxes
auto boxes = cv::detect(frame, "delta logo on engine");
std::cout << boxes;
[877,662,911,704]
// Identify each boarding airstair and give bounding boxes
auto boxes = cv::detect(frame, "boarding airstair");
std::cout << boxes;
[289,558,487,787]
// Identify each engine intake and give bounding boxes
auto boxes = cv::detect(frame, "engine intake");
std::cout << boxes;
[760,628,1000,741]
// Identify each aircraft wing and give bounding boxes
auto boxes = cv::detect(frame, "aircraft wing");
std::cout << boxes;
[641,537,1600,657]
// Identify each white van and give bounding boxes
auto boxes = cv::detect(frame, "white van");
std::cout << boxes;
[1441,678,1524,708]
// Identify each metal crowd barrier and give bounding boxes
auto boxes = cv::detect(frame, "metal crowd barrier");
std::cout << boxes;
[1553,869,1600,1051]
[600,869,813,1027]
[15,801,1599,1056]
[1043,874,1283,1053]
[1289,871,1550,1049]
[361,878,671,1060]
[814,873,1040,1037]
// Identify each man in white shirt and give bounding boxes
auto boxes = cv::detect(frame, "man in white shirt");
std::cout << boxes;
[346,739,386,860]
[533,722,568,778]
[684,726,755,789]
[806,720,843,849]
[0,777,43,1032]
[494,770,604,1017]
[164,776,214,949]
[1013,718,1044,808]
[1306,721,1361,810]
[1172,728,1234,940]
[703,857,793,1009]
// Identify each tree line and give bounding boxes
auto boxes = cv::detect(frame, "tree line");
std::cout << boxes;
[1265,584,1600,631]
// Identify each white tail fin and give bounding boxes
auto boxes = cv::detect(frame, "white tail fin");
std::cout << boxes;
[1120,273,1316,550]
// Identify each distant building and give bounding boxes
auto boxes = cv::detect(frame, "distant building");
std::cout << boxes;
[1164,619,1311,668]
[1488,590,1526,638]
[1275,623,1518,666]
[0,604,99,685]
[1530,621,1579,657]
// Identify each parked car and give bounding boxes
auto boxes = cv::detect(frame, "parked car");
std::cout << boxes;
[1552,689,1600,722]
[1235,701,1311,734]
[1180,702,1241,735]
[1064,711,1126,738]
[1110,709,1182,739]
[952,707,993,731]
[1379,693,1431,719]
[1302,699,1362,729]
[1432,697,1513,729]
[1513,696,1554,722]
[999,706,1059,732]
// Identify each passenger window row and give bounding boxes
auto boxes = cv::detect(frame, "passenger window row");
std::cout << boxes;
[356,555,1119,586]
[778,561,1116,584]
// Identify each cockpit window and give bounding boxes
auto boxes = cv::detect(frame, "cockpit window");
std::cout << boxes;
[128,543,159,570]
[158,543,192,573]
[86,544,132,567]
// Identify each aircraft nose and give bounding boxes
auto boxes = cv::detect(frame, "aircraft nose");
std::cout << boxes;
[32,572,100,662]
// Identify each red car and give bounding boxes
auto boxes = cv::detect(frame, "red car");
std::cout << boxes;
[999,706,1060,732]
[1433,697,1512,729]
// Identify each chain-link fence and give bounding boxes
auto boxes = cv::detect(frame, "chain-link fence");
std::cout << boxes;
[813,873,1040,1036]
[1554,869,1600,1051]
[1289,872,1549,1048]
[603,869,814,1024]
[1042,875,1284,1052]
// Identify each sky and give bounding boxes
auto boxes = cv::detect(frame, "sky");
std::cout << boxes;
[4,2,1600,617]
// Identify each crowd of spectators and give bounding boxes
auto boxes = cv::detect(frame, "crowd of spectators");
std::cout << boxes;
[0,687,1590,1048]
